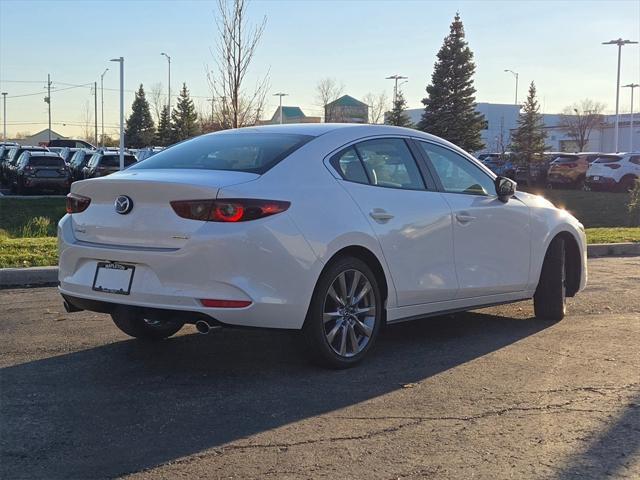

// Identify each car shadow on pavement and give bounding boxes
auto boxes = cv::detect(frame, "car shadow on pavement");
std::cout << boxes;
[2,311,550,479]
[553,390,640,479]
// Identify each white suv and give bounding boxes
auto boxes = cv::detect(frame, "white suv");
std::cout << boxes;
[585,153,640,191]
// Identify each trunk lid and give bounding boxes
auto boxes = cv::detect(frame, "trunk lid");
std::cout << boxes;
[70,169,259,248]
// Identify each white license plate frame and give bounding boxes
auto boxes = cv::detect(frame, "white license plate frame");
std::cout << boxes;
[92,262,135,295]
[593,176,600,181]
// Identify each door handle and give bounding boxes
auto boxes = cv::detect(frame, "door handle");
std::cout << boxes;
[370,208,394,222]
[455,212,476,224]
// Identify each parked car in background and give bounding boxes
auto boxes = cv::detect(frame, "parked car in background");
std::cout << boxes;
[10,151,70,194]
[68,149,96,182]
[135,147,164,162]
[48,139,95,149]
[81,151,137,179]
[1,145,49,185]
[479,155,516,179]
[585,153,640,192]
[49,147,85,165]
[546,152,601,189]
[515,152,564,186]
[0,142,19,183]
[59,124,587,368]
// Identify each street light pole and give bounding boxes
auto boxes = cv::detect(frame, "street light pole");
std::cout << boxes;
[273,93,288,124]
[603,38,638,153]
[110,57,124,170]
[161,52,171,112]
[1,92,7,140]
[385,74,408,105]
[623,83,639,152]
[504,69,519,105]
[100,68,108,147]
[46,74,52,143]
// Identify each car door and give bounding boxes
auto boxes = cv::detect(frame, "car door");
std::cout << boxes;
[330,137,458,306]
[416,141,531,299]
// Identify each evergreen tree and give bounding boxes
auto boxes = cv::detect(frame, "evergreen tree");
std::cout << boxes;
[510,82,548,165]
[155,105,172,146]
[385,90,413,127]
[124,84,155,148]
[417,13,485,152]
[171,83,200,142]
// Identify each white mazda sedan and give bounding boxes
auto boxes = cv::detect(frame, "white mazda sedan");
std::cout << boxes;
[59,124,587,367]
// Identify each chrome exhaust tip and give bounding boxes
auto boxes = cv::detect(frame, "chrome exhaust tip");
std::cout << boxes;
[195,320,211,334]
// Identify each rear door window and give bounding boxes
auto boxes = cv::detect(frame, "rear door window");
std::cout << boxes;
[354,138,425,190]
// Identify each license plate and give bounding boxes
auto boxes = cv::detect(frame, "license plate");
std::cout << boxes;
[92,262,135,295]
[593,176,600,181]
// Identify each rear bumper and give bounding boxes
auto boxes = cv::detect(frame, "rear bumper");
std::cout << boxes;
[57,213,323,330]
[23,177,70,189]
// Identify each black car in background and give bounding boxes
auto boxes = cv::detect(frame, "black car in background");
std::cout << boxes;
[48,139,95,149]
[1,145,49,184]
[10,151,70,194]
[81,151,137,179]
[68,149,96,182]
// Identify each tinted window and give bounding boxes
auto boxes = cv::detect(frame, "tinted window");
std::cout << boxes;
[101,155,136,167]
[554,155,578,163]
[594,155,622,163]
[331,147,369,184]
[28,156,65,167]
[354,138,425,190]
[131,133,311,174]
[630,156,640,165]
[87,154,100,167]
[418,142,495,196]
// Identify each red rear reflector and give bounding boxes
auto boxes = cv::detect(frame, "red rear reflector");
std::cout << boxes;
[66,193,91,213]
[200,299,252,308]
[170,199,290,222]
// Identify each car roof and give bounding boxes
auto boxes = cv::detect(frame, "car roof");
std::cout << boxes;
[26,151,62,157]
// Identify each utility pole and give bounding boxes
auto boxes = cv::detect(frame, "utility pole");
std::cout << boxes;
[273,93,288,124]
[385,74,408,105]
[161,52,171,112]
[623,83,639,152]
[45,74,52,143]
[1,92,7,140]
[100,68,108,146]
[603,38,638,152]
[94,81,98,146]
[504,69,519,105]
[110,57,124,170]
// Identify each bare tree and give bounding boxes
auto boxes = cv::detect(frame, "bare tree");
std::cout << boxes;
[363,91,389,124]
[207,0,269,129]
[316,77,344,122]
[148,82,165,124]
[80,100,93,141]
[559,99,605,151]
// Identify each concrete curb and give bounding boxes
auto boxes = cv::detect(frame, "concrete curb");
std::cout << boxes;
[0,243,638,288]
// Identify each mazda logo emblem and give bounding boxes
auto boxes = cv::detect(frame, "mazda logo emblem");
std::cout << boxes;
[114,195,133,215]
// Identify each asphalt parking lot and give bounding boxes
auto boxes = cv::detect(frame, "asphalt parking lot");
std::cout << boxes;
[1,257,639,479]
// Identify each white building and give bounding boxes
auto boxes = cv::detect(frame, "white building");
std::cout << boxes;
[407,105,640,154]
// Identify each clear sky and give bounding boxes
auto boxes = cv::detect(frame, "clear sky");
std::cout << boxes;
[1,0,639,138]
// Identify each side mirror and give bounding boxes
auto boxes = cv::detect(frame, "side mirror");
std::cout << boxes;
[495,176,516,202]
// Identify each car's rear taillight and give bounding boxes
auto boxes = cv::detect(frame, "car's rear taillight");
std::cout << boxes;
[66,193,91,213]
[170,199,290,222]
[604,164,621,169]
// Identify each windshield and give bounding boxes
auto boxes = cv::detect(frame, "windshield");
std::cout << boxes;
[101,155,136,167]
[594,155,622,163]
[28,156,66,167]
[130,133,312,174]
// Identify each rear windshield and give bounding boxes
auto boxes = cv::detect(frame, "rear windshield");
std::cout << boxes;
[594,155,622,163]
[130,133,312,174]
[28,156,65,167]
[101,155,136,167]
[553,155,578,163]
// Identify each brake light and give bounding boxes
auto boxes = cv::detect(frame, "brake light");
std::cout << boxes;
[170,199,290,222]
[200,299,252,308]
[604,164,621,169]
[66,193,91,213]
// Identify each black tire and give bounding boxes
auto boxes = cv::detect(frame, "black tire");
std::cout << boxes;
[111,308,184,340]
[303,256,383,369]
[533,237,566,321]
